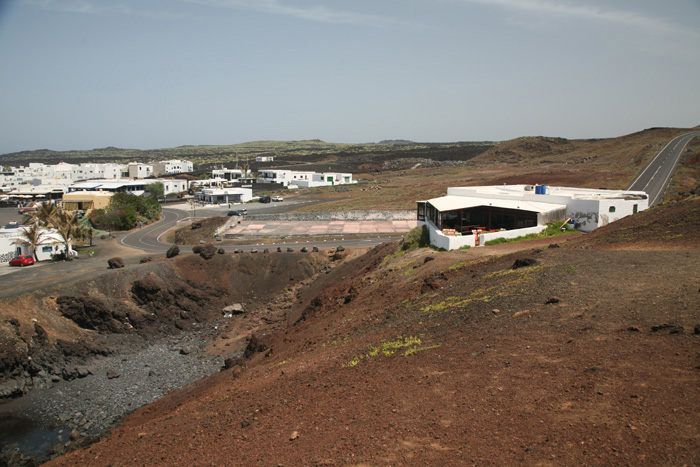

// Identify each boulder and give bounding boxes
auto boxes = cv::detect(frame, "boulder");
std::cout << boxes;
[192,246,202,254]
[166,245,180,258]
[107,257,124,269]
[300,247,308,252]
[199,244,217,260]
[139,256,152,264]
[217,248,225,255]
[312,246,319,252]
[223,304,244,315]
[336,245,345,252]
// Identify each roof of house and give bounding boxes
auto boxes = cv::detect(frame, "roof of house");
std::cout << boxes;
[427,195,567,214]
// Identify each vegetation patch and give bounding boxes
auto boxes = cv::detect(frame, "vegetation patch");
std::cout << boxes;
[343,335,438,368]
[484,222,577,246]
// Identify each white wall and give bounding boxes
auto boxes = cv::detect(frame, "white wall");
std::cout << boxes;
[479,225,547,245]
[421,220,477,250]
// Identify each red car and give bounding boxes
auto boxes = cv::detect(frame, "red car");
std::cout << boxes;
[9,255,35,267]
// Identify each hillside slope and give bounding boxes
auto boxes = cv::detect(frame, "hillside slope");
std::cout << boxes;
[46,197,700,466]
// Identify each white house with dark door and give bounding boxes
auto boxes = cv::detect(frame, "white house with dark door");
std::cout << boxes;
[417,185,649,250]
[195,187,254,205]
[257,170,355,188]
[0,224,72,263]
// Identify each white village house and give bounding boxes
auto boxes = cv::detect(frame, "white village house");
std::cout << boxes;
[257,169,355,188]
[417,184,649,250]
[195,187,254,205]
[0,224,73,263]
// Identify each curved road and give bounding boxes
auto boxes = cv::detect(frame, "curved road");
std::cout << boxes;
[627,130,700,206]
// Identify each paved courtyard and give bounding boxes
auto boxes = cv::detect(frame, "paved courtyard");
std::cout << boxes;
[223,219,418,237]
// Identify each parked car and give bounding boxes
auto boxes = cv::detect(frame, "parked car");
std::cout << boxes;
[18,207,35,214]
[272,196,284,202]
[259,195,271,204]
[9,255,35,267]
[227,209,247,216]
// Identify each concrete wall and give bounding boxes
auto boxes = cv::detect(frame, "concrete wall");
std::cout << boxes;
[421,220,477,250]
[479,225,547,245]
[248,210,415,222]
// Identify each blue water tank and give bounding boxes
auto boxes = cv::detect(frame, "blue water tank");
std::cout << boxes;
[540,185,547,194]
[535,185,542,194]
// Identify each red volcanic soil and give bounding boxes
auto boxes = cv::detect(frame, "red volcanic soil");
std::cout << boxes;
[46,198,700,466]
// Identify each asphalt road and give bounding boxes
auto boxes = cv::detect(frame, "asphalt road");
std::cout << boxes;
[627,130,700,206]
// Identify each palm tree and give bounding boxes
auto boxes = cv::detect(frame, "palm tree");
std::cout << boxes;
[24,202,59,228]
[53,210,83,261]
[12,223,47,262]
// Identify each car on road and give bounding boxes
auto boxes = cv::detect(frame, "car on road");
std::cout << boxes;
[227,209,247,216]
[18,207,36,214]
[272,196,284,202]
[9,255,35,267]
[259,195,271,203]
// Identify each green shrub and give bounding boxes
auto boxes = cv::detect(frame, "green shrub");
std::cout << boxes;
[401,225,430,251]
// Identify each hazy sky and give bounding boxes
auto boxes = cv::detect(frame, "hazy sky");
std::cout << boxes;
[1,0,698,154]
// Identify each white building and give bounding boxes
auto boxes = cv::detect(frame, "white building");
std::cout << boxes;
[152,160,194,176]
[211,168,248,183]
[258,170,355,188]
[69,179,188,197]
[418,184,649,250]
[255,156,274,162]
[195,187,253,205]
[124,163,153,179]
[0,225,73,263]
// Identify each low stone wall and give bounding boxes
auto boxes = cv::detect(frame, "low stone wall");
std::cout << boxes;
[247,210,416,222]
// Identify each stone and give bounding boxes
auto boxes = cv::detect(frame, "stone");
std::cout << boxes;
[312,246,319,252]
[287,247,294,252]
[76,366,92,378]
[179,347,191,355]
[62,367,78,381]
[290,431,299,441]
[512,258,537,269]
[217,248,225,254]
[70,429,81,441]
[301,247,308,252]
[545,296,560,304]
[166,245,180,258]
[336,245,345,252]
[139,256,152,264]
[107,257,124,269]
[199,244,217,260]
[263,248,270,254]
[106,370,121,380]
[223,304,244,315]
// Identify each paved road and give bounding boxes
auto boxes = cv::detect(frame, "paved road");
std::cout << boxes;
[627,131,700,206]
